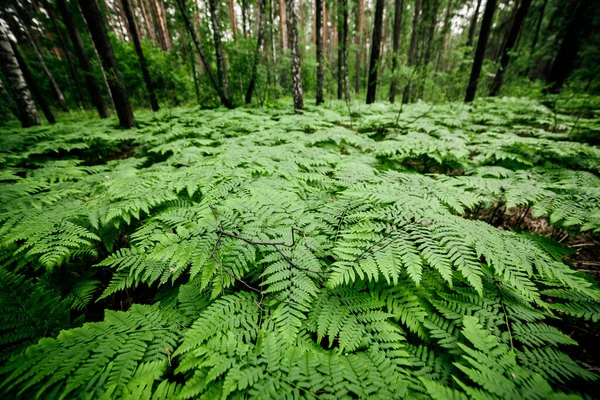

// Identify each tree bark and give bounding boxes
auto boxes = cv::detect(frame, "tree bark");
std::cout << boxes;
[389,0,404,103]
[529,0,547,56]
[13,4,69,112]
[0,24,40,127]
[437,0,453,71]
[121,0,159,111]
[402,0,422,104]
[12,42,54,124]
[56,0,109,118]
[207,0,233,105]
[79,0,136,128]
[544,0,592,93]
[150,0,171,50]
[489,0,532,96]
[176,0,233,108]
[41,0,86,107]
[286,0,304,111]
[341,0,350,101]
[138,0,157,43]
[466,0,483,47]
[354,0,364,93]
[316,0,324,104]
[245,0,266,103]
[365,0,385,104]
[279,0,287,50]
[465,0,497,102]
[229,0,238,39]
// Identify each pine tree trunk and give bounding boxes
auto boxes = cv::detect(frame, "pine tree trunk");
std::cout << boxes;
[176,0,233,108]
[0,24,40,127]
[389,0,404,103]
[12,42,55,124]
[229,0,238,39]
[437,0,453,71]
[341,0,350,101]
[544,0,592,93]
[41,0,86,107]
[245,0,266,103]
[139,0,157,43]
[286,0,304,111]
[207,0,233,105]
[337,0,342,100]
[529,0,548,57]
[402,0,422,104]
[79,0,136,128]
[316,0,324,104]
[14,4,69,112]
[354,0,364,93]
[279,0,287,50]
[150,0,170,51]
[417,0,440,99]
[121,0,159,111]
[466,0,482,47]
[489,0,532,96]
[465,0,497,102]
[365,0,384,104]
[56,0,109,118]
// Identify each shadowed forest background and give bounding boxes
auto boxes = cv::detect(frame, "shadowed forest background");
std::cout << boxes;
[0,0,600,399]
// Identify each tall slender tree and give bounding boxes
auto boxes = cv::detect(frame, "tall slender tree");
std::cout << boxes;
[176,0,233,108]
[286,0,304,111]
[207,0,232,106]
[466,0,483,47]
[354,0,364,93]
[78,0,136,128]
[56,0,109,118]
[389,0,404,103]
[529,0,548,57]
[337,0,350,100]
[316,0,324,104]
[11,4,69,112]
[465,0,497,102]
[0,23,39,127]
[544,0,592,93]
[365,0,385,104]
[228,0,238,39]
[279,0,287,50]
[121,0,159,111]
[403,0,422,104]
[489,0,533,96]
[245,0,266,103]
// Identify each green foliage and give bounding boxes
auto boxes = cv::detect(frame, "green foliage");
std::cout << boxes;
[1,98,599,398]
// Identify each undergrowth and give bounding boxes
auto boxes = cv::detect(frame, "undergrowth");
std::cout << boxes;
[1,96,599,399]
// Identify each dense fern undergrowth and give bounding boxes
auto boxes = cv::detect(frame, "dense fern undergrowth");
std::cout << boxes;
[1,96,600,399]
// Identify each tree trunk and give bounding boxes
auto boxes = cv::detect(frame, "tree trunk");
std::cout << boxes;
[176,0,233,108]
[12,42,54,124]
[138,0,157,43]
[389,0,404,103]
[229,0,238,39]
[279,0,287,50]
[337,0,342,100]
[14,4,69,112]
[79,0,136,128]
[316,0,324,104]
[529,0,548,57]
[56,0,109,118]
[0,24,40,127]
[341,0,350,101]
[121,0,159,111]
[354,0,364,93]
[207,0,233,105]
[489,0,532,96]
[241,0,249,38]
[151,0,171,51]
[245,0,266,103]
[465,0,497,102]
[544,0,592,93]
[286,0,304,111]
[365,0,384,104]
[41,0,86,107]
[466,0,483,47]
[437,0,453,71]
[402,0,422,104]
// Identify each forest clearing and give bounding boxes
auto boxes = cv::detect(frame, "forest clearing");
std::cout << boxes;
[0,0,599,398]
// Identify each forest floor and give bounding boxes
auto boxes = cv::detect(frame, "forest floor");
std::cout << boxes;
[1,96,599,397]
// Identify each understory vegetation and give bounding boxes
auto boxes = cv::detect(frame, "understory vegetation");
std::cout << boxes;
[1,96,600,399]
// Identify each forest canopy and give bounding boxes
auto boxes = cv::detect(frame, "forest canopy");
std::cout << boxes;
[0,0,599,399]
